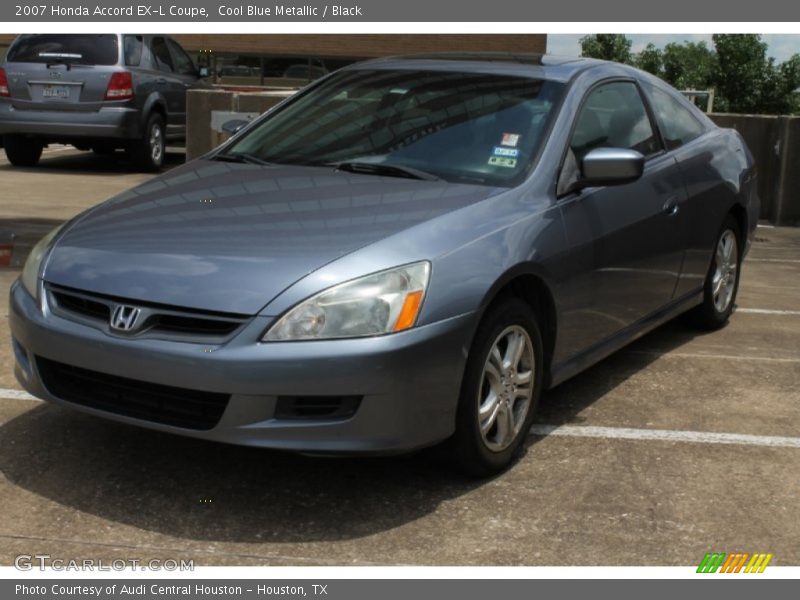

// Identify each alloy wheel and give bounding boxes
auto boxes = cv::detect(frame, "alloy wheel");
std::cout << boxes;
[712,229,738,313]
[477,325,535,452]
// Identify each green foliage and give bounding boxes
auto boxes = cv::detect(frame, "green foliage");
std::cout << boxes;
[578,33,799,115]
[635,43,663,76]
[662,42,715,90]
[579,34,632,65]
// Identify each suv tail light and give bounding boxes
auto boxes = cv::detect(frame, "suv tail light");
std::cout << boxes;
[0,68,10,97]
[104,72,133,101]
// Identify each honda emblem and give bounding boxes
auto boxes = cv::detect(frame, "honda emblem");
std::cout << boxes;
[110,304,141,332]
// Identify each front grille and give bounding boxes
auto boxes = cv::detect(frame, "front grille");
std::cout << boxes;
[36,356,230,430]
[275,395,362,420]
[47,284,249,343]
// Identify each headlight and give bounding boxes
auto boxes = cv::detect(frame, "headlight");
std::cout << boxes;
[263,261,431,341]
[21,224,64,299]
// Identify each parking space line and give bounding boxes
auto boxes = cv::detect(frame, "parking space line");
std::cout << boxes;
[625,350,800,363]
[746,258,800,264]
[738,308,800,315]
[529,424,800,448]
[0,388,40,402]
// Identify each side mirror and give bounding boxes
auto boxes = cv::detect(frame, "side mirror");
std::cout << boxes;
[221,119,249,135]
[198,66,210,78]
[579,148,644,188]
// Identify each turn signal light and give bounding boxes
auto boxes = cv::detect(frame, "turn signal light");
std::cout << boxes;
[104,72,134,100]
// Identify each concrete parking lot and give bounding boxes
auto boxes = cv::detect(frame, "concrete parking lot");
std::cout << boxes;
[1,150,798,566]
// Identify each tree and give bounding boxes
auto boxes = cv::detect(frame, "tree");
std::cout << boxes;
[635,43,663,77]
[579,34,632,65]
[712,34,774,113]
[661,41,715,90]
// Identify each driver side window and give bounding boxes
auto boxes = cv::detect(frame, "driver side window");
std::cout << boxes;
[558,81,660,195]
[571,81,659,159]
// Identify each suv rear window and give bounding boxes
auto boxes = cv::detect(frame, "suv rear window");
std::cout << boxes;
[7,34,119,66]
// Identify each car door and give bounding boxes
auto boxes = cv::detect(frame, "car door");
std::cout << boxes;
[556,80,689,356]
[148,36,184,138]
[165,38,200,137]
[642,82,721,299]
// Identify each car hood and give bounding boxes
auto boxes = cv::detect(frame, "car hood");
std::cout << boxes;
[44,160,501,314]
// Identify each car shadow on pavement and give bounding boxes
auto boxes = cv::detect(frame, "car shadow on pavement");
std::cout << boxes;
[0,401,482,543]
[0,149,184,175]
[0,316,719,544]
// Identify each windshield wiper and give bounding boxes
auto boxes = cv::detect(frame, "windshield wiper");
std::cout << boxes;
[331,161,440,181]
[212,152,273,166]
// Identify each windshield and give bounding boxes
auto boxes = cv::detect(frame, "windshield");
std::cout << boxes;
[7,34,119,66]
[225,69,564,186]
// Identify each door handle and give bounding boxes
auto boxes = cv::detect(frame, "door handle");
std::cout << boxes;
[662,197,680,216]
[156,77,167,85]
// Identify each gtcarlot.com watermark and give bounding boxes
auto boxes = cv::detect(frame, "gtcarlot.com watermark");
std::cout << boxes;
[14,554,194,572]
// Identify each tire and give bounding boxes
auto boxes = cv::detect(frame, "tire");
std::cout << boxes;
[3,135,43,167]
[447,297,545,477]
[127,113,165,172]
[690,214,742,330]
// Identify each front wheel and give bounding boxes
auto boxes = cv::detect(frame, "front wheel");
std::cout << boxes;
[690,215,742,329]
[447,298,544,477]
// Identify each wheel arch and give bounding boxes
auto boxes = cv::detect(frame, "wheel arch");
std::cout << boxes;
[141,93,168,130]
[475,265,559,387]
[728,202,748,247]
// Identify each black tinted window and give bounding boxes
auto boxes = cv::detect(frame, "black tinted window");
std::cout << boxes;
[167,39,196,76]
[646,84,706,150]
[7,34,118,66]
[123,35,143,67]
[571,81,660,159]
[150,37,174,72]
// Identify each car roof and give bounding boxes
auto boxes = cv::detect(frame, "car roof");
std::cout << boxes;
[344,53,610,82]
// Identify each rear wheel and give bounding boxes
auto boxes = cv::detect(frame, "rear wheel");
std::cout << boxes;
[447,297,544,477]
[3,135,43,167]
[690,215,742,329]
[127,113,165,172]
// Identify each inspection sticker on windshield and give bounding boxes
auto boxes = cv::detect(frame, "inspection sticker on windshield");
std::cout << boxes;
[493,146,519,158]
[500,133,520,147]
[488,156,517,168]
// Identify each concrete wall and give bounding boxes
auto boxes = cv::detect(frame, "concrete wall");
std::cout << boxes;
[185,89,293,160]
[710,114,800,226]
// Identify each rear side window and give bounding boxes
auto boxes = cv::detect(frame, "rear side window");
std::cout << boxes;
[123,35,143,67]
[166,39,196,76]
[150,37,174,72]
[7,34,118,66]
[646,84,706,150]
[570,81,660,159]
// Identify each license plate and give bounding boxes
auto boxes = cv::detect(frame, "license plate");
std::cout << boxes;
[42,85,70,99]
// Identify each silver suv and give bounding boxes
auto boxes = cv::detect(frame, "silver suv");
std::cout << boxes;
[0,34,209,171]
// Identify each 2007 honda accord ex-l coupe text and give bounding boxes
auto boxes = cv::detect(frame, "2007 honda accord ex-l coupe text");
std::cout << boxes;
[10,54,758,475]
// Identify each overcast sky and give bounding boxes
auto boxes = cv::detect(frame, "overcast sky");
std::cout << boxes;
[547,34,799,63]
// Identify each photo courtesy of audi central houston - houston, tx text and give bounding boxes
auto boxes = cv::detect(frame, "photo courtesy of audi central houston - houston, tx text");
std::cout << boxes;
[0,12,799,591]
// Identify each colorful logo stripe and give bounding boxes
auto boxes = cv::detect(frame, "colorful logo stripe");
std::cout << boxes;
[697,552,773,573]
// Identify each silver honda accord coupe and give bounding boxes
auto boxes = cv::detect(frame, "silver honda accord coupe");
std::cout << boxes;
[9,54,758,475]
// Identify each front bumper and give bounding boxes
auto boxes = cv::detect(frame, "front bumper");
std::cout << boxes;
[0,103,142,140]
[9,279,476,454]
